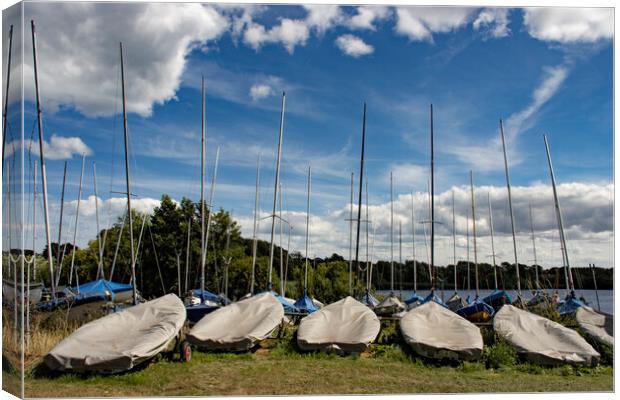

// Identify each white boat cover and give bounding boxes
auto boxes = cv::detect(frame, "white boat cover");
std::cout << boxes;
[187,292,284,351]
[374,295,405,316]
[44,294,185,373]
[297,296,380,353]
[494,305,600,366]
[575,306,613,348]
[400,301,483,361]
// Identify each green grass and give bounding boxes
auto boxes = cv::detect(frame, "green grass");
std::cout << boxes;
[3,339,612,398]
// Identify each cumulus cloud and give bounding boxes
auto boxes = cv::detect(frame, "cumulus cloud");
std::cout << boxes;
[243,18,310,53]
[249,84,273,101]
[523,8,613,43]
[347,6,391,30]
[303,5,343,34]
[394,7,475,42]
[335,34,374,58]
[7,134,92,160]
[473,8,510,39]
[18,2,229,117]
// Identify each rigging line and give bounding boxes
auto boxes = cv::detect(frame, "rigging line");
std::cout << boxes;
[147,220,166,295]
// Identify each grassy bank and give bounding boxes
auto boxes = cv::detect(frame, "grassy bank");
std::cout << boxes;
[3,348,613,397]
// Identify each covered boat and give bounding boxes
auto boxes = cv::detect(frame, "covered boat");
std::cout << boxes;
[185,288,224,323]
[404,292,425,309]
[359,291,380,307]
[557,292,584,315]
[187,292,284,351]
[373,293,405,316]
[575,306,613,348]
[272,291,299,313]
[457,298,494,323]
[2,278,43,305]
[400,301,483,361]
[445,292,467,312]
[482,289,512,311]
[494,305,599,366]
[294,293,319,314]
[44,294,186,374]
[297,296,380,353]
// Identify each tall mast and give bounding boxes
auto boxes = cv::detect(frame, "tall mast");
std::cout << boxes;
[543,135,574,293]
[348,172,353,295]
[185,218,191,294]
[430,104,435,288]
[268,93,285,290]
[488,192,498,290]
[279,182,284,295]
[365,178,370,292]
[500,119,521,294]
[354,103,367,296]
[250,154,261,295]
[200,75,206,297]
[470,171,479,298]
[93,162,104,279]
[528,203,539,288]
[31,20,56,300]
[304,165,311,295]
[56,161,67,268]
[2,24,13,162]
[466,211,470,292]
[399,220,402,296]
[452,190,457,292]
[203,146,220,291]
[67,154,85,286]
[390,171,394,292]
[119,42,136,305]
[411,192,417,293]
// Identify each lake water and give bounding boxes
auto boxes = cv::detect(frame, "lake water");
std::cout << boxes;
[377,289,614,315]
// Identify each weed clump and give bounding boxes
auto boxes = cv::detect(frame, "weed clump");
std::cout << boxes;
[482,337,517,369]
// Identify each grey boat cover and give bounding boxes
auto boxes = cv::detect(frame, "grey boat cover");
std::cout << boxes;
[374,295,405,316]
[297,296,380,353]
[187,292,284,351]
[44,294,185,373]
[400,301,483,361]
[494,305,600,366]
[575,306,613,348]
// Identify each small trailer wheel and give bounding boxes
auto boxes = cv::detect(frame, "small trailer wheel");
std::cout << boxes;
[179,341,192,363]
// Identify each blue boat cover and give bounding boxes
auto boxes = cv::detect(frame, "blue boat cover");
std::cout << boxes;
[76,280,132,296]
[294,294,319,314]
[269,291,299,313]
[482,290,512,311]
[557,293,584,315]
[422,291,447,308]
[457,298,495,319]
[359,291,380,307]
[404,292,425,306]
[191,288,223,303]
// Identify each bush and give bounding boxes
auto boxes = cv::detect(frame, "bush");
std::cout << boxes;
[483,338,517,369]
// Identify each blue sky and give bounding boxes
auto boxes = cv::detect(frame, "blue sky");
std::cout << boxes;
[2,3,614,267]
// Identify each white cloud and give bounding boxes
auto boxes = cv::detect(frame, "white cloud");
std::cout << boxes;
[394,7,475,42]
[473,8,510,39]
[303,5,343,34]
[243,18,310,54]
[346,6,391,31]
[249,84,273,101]
[523,8,613,44]
[19,2,229,117]
[335,34,374,58]
[7,134,92,160]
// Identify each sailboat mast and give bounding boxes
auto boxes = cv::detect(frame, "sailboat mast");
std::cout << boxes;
[31,20,56,300]
[203,146,220,291]
[279,182,284,295]
[365,178,370,291]
[2,24,13,162]
[250,154,261,295]
[67,154,85,286]
[185,218,191,294]
[348,172,353,295]
[470,171,479,298]
[528,203,539,288]
[430,104,435,288]
[119,42,136,305]
[200,75,206,297]
[399,220,402,296]
[354,103,367,295]
[500,119,521,294]
[268,93,285,290]
[543,135,574,292]
[488,192,498,290]
[56,161,67,268]
[93,162,104,279]
[411,192,417,293]
[390,171,394,292]
[452,190,457,292]
[304,166,311,294]
[466,211,470,292]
